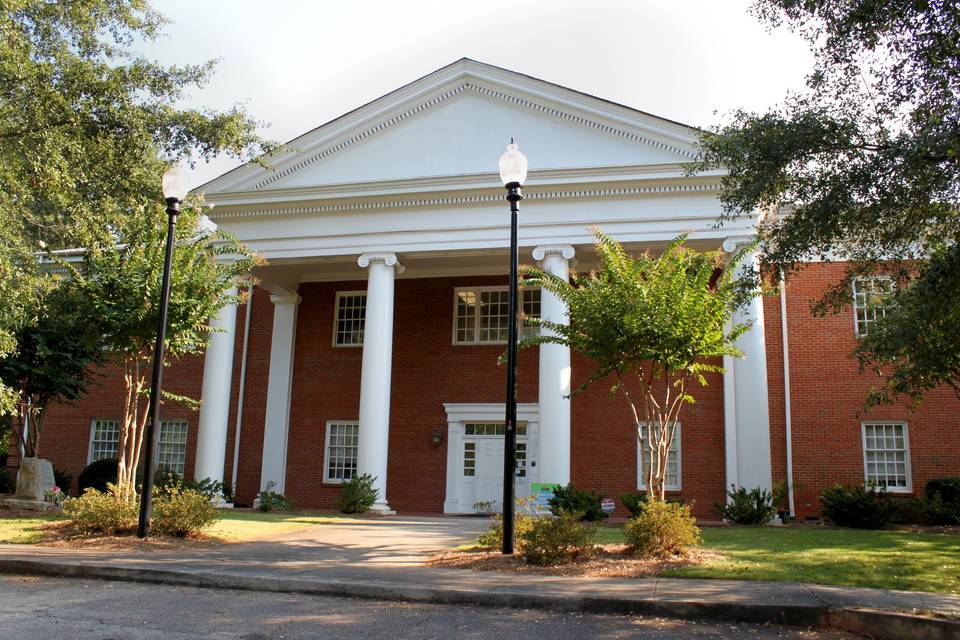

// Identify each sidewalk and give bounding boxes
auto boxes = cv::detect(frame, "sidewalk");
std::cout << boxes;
[0,516,957,640]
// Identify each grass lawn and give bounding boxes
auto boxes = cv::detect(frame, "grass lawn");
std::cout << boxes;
[0,513,62,544]
[596,524,960,594]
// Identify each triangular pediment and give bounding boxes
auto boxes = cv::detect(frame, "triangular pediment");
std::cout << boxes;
[201,59,701,195]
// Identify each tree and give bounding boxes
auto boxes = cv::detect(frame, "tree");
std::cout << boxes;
[0,0,270,414]
[0,280,106,458]
[67,206,259,499]
[694,0,960,404]
[520,229,749,500]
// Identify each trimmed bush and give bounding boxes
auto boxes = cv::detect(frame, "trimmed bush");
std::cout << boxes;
[78,457,118,494]
[820,484,893,529]
[63,485,137,534]
[625,499,701,557]
[155,468,230,502]
[518,512,597,566]
[714,485,777,525]
[925,477,960,505]
[548,483,607,521]
[152,487,217,537]
[334,473,379,514]
[621,491,687,519]
[0,467,12,494]
[256,481,292,512]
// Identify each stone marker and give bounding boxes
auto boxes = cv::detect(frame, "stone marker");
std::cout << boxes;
[15,458,56,502]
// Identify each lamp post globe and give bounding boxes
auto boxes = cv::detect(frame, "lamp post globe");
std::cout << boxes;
[497,140,527,555]
[137,163,189,538]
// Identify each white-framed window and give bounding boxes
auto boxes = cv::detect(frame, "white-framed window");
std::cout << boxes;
[853,276,894,337]
[862,422,911,492]
[157,420,188,476]
[637,423,681,491]
[453,287,541,344]
[88,419,120,463]
[325,421,359,483]
[333,291,367,346]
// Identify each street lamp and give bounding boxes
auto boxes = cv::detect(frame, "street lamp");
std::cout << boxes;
[137,164,189,538]
[498,140,527,555]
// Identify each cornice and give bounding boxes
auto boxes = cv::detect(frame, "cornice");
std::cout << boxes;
[210,181,722,220]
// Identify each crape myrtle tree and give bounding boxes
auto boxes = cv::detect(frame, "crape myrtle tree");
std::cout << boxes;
[67,207,259,500]
[520,229,750,500]
[695,0,960,406]
[0,0,271,428]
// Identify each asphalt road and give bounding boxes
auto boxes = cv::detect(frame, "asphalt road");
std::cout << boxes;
[0,576,857,639]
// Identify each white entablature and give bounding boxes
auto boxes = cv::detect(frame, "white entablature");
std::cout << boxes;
[198,59,757,275]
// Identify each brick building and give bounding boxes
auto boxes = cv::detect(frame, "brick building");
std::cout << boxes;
[14,60,959,520]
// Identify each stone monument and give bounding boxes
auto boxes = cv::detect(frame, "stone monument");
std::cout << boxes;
[4,458,57,511]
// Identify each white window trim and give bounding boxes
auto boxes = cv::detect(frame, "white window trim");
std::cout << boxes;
[852,276,894,338]
[323,420,360,484]
[87,418,120,464]
[451,285,540,346]
[636,423,682,492]
[861,421,912,493]
[332,290,367,348]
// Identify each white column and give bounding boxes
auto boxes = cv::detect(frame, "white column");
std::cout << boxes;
[259,292,301,493]
[357,252,403,514]
[194,287,238,487]
[532,245,575,486]
[722,238,773,492]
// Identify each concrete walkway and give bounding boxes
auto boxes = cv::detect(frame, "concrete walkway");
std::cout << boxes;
[0,516,957,640]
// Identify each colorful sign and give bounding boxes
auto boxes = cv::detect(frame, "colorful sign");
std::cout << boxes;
[601,497,616,514]
[530,482,560,516]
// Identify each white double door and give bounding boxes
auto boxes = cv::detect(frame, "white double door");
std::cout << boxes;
[466,433,530,512]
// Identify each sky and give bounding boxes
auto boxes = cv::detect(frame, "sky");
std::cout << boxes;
[134,0,814,188]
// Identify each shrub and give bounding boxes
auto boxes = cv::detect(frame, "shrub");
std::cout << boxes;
[0,467,12,494]
[518,512,597,565]
[548,483,607,521]
[919,494,960,525]
[926,477,960,509]
[62,485,137,534]
[714,485,777,525]
[820,484,893,529]
[621,491,687,519]
[889,496,926,524]
[334,473,379,514]
[477,496,537,548]
[155,468,230,502]
[152,487,217,537]
[256,481,292,512]
[78,457,118,494]
[625,499,701,557]
[54,468,73,497]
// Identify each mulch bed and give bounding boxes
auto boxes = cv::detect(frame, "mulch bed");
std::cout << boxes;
[426,544,716,578]
[31,518,216,551]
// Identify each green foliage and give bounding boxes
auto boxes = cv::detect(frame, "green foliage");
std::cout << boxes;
[820,484,893,529]
[625,499,701,557]
[694,0,960,404]
[256,482,292,512]
[621,491,686,519]
[78,457,118,494]
[889,495,960,527]
[520,229,748,499]
[334,473,379,514]
[53,467,72,498]
[476,496,537,548]
[547,483,607,522]
[925,477,960,506]
[0,467,12,494]
[154,468,230,502]
[151,487,216,537]
[518,513,597,566]
[63,485,138,534]
[714,486,778,525]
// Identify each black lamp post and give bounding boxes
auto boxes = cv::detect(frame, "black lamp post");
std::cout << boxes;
[137,165,189,538]
[497,140,528,555]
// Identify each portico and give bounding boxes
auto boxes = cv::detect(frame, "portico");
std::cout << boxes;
[190,59,772,513]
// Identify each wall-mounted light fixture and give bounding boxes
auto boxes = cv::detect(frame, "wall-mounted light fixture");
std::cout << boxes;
[431,428,443,447]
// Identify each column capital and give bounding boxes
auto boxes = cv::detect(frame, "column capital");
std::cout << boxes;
[722,236,757,254]
[532,245,576,261]
[358,252,405,274]
[269,292,302,306]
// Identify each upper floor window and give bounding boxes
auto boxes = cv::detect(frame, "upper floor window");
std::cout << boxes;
[853,276,894,337]
[334,291,367,346]
[453,287,540,344]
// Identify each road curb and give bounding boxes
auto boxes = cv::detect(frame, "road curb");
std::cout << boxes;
[0,558,956,640]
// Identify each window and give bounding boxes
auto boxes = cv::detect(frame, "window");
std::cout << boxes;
[853,277,894,337]
[325,421,359,482]
[463,442,476,477]
[334,292,367,346]
[453,287,541,344]
[158,420,188,475]
[464,422,527,436]
[89,419,120,462]
[637,424,681,491]
[862,422,911,491]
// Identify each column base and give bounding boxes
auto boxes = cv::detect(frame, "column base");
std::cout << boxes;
[369,502,396,516]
